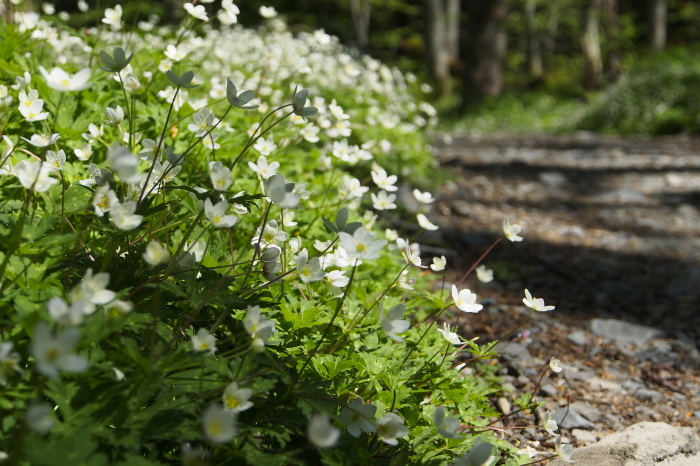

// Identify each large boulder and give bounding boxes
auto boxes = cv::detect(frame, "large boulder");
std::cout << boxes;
[548,422,700,465]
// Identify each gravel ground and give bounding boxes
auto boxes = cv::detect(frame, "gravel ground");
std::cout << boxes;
[417,133,700,457]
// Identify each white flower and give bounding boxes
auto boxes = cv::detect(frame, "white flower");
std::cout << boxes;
[243,306,275,352]
[71,268,116,305]
[204,198,238,228]
[92,185,118,217]
[209,161,233,191]
[248,155,279,178]
[555,435,575,463]
[434,407,461,439]
[218,0,240,24]
[416,213,439,231]
[222,382,253,413]
[340,398,376,437]
[27,402,55,433]
[104,299,133,318]
[258,6,278,18]
[476,265,494,283]
[102,4,122,30]
[188,108,216,136]
[379,304,410,343]
[14,159,58,192]
[123,74,141,93]
[265,174,300,209]
[110,201,143,230]
[30,322,88,378]
[39,66,91,92]
[523,289,555,312]
[253,136,276,155]
[143,241,171,266]
[326,270,349,295]
[104,105,124,125]
[296,249,326,284]
[44,150,66,172]
[542,410,558,436]
[339,175,368,200]
[12,72,32,91]
[164,44,189,62]
[82,123,103,143]
[371,190,397,210]
[192,328,216,354]
[255,220,287,248]
[404,245,427,268]
[21,133,60,147]
[503,218,523,242]
[550,358,563,373]
[371,168,398,192]
[202,404,237,444]
[18,99,48,122]
[77,0,89,12]
[451,285,483,313]
[47,296,94,325]
[184,2,209,21]
[375,412,408,446]
[397,270,415,290]
[307,413,340,448]
[413,189,435,204]
[338,227,386,261]
[451,441,496,466]
[437,323,462,345]
[430,256,446,272]
[0,342,21,385]
[282,210,297,227]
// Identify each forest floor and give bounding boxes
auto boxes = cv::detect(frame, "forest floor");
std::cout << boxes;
[419,133,700,456]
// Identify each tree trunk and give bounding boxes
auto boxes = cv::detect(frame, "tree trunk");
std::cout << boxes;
[350,0,372,51]
[525,0,543,79]
[603,0,621,81]
[650,0,667,51]
[425,0,461,96]
[461,0,509,110]
[581,0,603,90]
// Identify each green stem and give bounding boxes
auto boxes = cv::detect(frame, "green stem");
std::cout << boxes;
[136,85,180,208]
[291,261,359,388]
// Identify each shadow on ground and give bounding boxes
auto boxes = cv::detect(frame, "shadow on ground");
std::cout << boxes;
[423,134,700,346]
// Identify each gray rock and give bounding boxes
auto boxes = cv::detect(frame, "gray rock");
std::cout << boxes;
[497,397,511,416]
[590,318,664,345]
[567,330,588,346]
[634,388,664,403]
[539,171,569,188]
[494,341,531,362]
[548,422,700,466]
[592,188,650,204]
[634,347,677,365]
[587,377,624,394]
[554,407,597,430]
[572,429,599,445]
[570,402,603,423]
[540,383,559,397]
[563,366,596,382]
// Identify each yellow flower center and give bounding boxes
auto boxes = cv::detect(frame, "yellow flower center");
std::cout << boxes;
[225,395,240,409]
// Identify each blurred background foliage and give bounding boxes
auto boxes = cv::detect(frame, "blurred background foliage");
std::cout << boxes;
[20,0,700,135]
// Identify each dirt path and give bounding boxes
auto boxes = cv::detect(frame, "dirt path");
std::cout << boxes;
[431,133,700,343]
[423,133,700,453]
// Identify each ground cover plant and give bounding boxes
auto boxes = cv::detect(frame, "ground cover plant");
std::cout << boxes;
[0,3,572,464]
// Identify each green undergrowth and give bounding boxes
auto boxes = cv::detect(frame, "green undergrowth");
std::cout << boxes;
[0,4,570,465]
